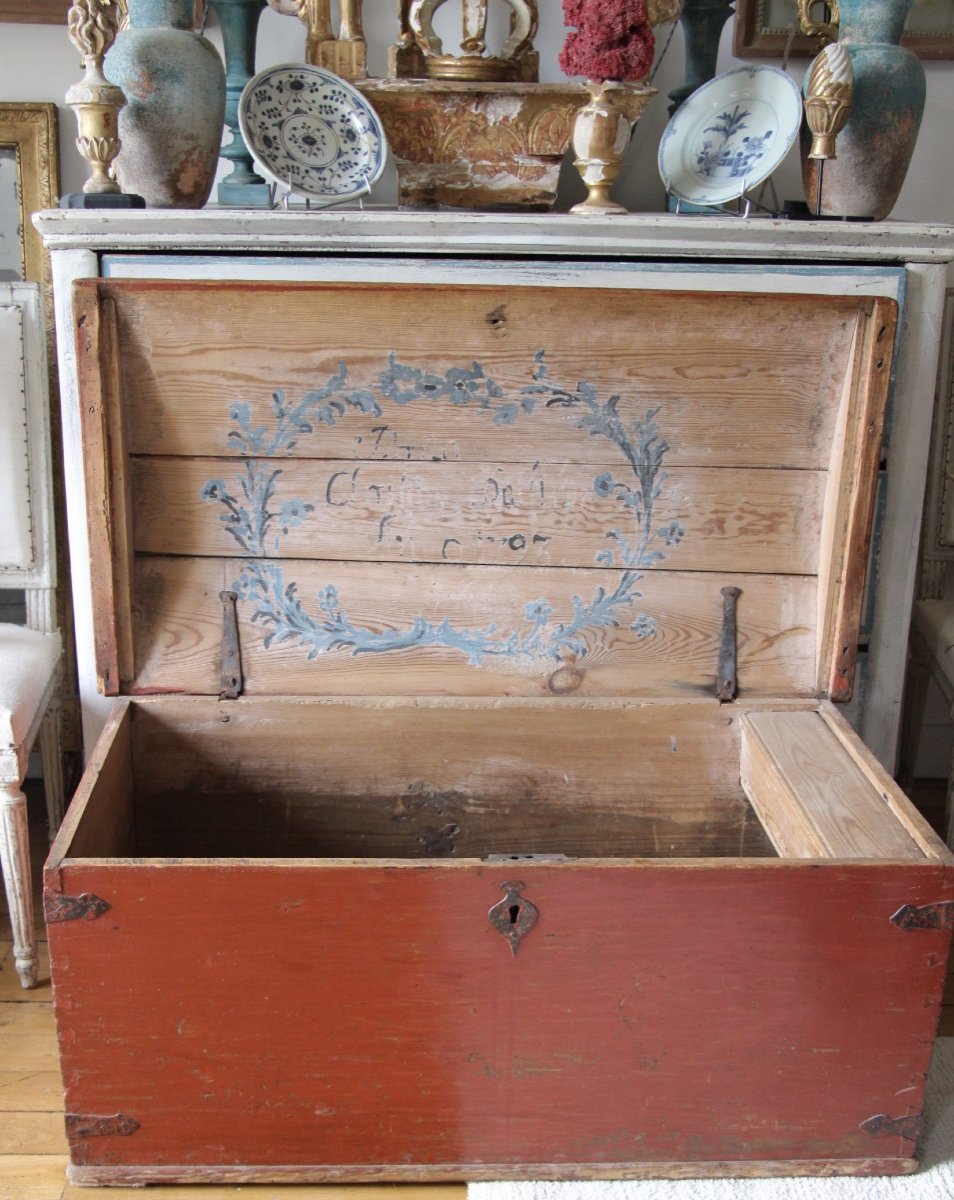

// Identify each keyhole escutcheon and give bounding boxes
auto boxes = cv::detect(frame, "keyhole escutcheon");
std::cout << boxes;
[488,881,539,956]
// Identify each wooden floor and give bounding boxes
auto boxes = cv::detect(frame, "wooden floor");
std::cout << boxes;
[3,786,953,1198]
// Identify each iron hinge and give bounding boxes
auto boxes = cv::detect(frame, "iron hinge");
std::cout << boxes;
[66,1113,140,1140]
[890,901,954,932]
[860,1112,923,1141]
[44,892,111,924]
[716,586,741,702]
[219,588,243,700]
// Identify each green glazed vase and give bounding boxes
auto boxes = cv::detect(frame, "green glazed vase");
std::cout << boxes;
[106,0,226,208]
[802,0,925,220]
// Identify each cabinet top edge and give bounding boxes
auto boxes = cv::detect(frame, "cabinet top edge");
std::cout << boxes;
[32,208,954,263]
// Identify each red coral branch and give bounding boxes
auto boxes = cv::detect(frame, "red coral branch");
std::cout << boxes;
[559,0,655,83]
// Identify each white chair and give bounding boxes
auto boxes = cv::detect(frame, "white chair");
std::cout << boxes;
[0,282,64,989]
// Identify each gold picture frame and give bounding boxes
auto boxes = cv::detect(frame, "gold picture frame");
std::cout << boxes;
[0,102,59,302]
[0,2,67,20]
[733,0,954,59]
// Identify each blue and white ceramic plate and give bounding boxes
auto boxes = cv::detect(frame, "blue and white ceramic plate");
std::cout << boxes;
[239,64,388,203]
[658,66,802,207]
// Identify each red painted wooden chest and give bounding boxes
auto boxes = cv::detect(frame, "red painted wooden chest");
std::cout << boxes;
[46,275,954,1184]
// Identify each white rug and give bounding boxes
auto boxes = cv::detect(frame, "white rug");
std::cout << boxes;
[468,1038,954,1200]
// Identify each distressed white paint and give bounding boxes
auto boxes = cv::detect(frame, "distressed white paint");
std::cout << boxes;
[862,262,951,771]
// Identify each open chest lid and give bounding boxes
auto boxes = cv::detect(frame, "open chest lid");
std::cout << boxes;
[73,274,896,705]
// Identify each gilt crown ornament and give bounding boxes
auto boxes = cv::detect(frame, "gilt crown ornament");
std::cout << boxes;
[399,0,539,82]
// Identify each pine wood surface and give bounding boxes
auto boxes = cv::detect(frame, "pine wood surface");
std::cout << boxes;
[132,457,827,575]
[73,280,893,705]
[740,710,925,859]
[0,799,465,1200]
[101,282,868,469]
[125,556,819,699]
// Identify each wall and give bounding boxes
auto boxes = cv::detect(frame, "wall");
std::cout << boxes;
[0,8,952,217]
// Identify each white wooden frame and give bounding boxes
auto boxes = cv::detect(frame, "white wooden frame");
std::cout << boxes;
[0,283,56,595]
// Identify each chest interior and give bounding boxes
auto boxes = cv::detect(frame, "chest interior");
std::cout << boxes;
[57,275,943,867]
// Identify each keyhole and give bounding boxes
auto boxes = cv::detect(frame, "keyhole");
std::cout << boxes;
[488,881,538,955]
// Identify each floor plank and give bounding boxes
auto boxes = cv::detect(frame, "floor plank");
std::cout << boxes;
[0,1155,66,1200]
[0,1111,68,1155]
[0,1004,62,1072]
[0,1070,64,1112]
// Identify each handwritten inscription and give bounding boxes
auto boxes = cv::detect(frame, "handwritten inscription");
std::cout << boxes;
[316,462,553,562]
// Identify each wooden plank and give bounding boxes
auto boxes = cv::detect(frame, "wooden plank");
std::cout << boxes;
[106,280,866,470]
[816,701,954,861]
[0,1111,68,1155]
[0,1069,64,1112]
[128,557,818,699]
[125,696,772,860]
[741,711,925,859]
[740,730,826,858]
[45,702,134,877]
[61,1182,467,1199]
[0,1005,60,1072]
[74,284,130,696]
[60,1158,920,1184]
[0,1156,66,1200]
[816,298,897,700]
[133,457,825,576]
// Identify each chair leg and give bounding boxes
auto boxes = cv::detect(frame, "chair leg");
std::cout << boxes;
[0,782,38,988]
[38,702,66,836]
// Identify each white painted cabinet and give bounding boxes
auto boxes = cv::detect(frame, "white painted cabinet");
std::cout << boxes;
[35,209,954,770]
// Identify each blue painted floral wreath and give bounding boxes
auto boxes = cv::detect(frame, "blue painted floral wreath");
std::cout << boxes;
[201,351,685,669]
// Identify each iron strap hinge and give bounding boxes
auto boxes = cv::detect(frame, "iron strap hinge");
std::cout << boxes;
[220,589,243,700]
[860,1113,923,1141]
[716,586,741,702]
[66,1113,140,1140]
[890,901,954,932]
[44,892,111,923]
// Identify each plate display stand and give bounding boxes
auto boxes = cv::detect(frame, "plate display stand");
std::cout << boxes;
[665,172,783,218]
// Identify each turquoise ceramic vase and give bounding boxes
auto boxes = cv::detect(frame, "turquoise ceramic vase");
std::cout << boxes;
[802,0,925,220]
[209,0,271,206]
[106,0,226,208]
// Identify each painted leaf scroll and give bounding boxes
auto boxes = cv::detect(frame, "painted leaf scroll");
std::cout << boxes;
[199,350,684,672]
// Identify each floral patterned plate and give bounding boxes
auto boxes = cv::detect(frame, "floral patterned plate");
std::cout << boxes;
[658,66,802,207]
[239,64,388,203]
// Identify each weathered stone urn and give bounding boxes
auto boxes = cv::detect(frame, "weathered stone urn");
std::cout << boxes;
[105,0,225,208]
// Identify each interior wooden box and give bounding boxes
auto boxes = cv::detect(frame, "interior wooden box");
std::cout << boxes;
[56,694,940,866]
[58,274,949,866]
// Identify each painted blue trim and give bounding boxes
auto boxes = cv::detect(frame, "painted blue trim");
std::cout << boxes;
[100,254,907,291]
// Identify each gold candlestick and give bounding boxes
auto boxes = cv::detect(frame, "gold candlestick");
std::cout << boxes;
[66,0,126,195]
